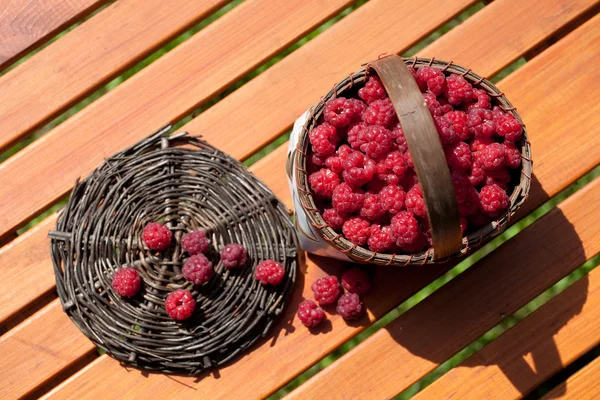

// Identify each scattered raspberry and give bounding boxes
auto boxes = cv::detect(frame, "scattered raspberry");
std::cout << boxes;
[255,260,285,285]
[347,122,368,150]
[468,108,496,139]
[322,208,346,230]
[416,66,446,96]
[479,143,505,171]
[466,88,491,111]
[183,254,213,285]
[451,171,471,203]
[470,137,494,152]
[358,75,387,103]
[376,151,408,184]
[310,123,339,156]
[458,186,480,216]
[342,151,376,187]
[297,300,326,328]
[434,115,459,146]
[343,217,371,245]
[341,268,371,294]
[112,268,141,297]
[359,125,393,159]
[405,185,427,218]
[309,168,340,197]
[444,74,473,105]
[181,230,210,255]
[445,141,472,171]
[479,184,510,216]
[390,211,425,252]
[360,193,386,221]
[494,108,522,141]
[368,224,396,252]
[362,98,397,127]
[336,293,365,320]
[165,289,196,321]
[445,111,470,141]
[143,222,172,251]
[379,184,406,215]
[333,183,365,214]
[312,276,341,305]
[324,97,360,127]
[504,141,522,169]
[220,243,247,269]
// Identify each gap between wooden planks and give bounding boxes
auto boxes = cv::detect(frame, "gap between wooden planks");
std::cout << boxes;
[542,356,600,400]
[38,14,600,400]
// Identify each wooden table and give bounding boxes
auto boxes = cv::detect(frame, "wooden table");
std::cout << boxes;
[1,0,599,398]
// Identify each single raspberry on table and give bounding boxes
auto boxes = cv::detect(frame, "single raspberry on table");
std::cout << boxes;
[390,123,409,153]
[341,268,371,294]
[479,184,510,216]
[143,222,172,251]
[337,293,365,321]
[309,168,340,197]
[434,115,459,146]
[332,183,365,214]
[360,193,386,221]
[297,300,326,328]
[465,88,491,111]
[359,125,394,159]
[405,184,427,218]
[444,73,473,105]
[416,66,446,96]
[479,143,506,171]
[358,75,387,103]
[504,141,522,169]
[181,230,210,255]
[165,289,196,321]
[445,110,470,141]
[343,217,371,245]
[324,97,360,127]
[379,184,406,215]
[458,186,481,216]
[183,254,213,285]
[445,141,472,171]
[347,122,368,150]
[494,108,522,142]
[362,98,397,127]
[112,268,141,297]
[312,275,341,305]
[368,224,396,253]
[342,151,376,187]
[309,123,339,156]
[322,208,346,230]
[220,243,247,269]
[485,168,511,190]
[390,211,425,252]
[468,108,496,139]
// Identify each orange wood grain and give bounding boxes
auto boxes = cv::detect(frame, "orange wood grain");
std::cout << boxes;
[542,357,600,400]
[0,0,371,238]
[0,0,108,70]
[0,0,231,152]
[412,266,600,399]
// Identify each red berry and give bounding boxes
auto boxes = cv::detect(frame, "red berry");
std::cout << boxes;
[434,115,460,146]
[458,186,481,217]
[416,66,446,96]
[368,224,396,253]
[181,230,210,255]
[324,154,344,173]
[445,141,472,171]
[423,92,445,116]
[445,111,470,141]
[404,150,414,168]
[479,184,510,216]
[322,208,346,230]
[312,275,341,305]
[405,185,427,218]
[341,268,371,294]
[165,289,196,321]
[479,143,506,171]
[468,108,496,139]
[379,184,406,215]
[471,137,494,152]
[342,151,376,187]
[347,122,368,150]
[143,222,172,251]
[297,300,326,328]
[451,171,471,204]
[112,268,141,297]
[255,260,285,286]
[220,243,247,269]
[444,74,473,105]
[183,254,213,285]
[310,153,327,168]
[336,293,365,320]
[310,123,339,156]
[376,151,408,184]
[324,97,360,127]
[360,193,386,221]
[485,168,511,190]
[493,107,522,142]
[504,141,522,169]
[359,125,394,159]
[332,183,365,214]
[460,216,469,235]
[390,211,425,252]
[348,98,367,120]
[390,122,409,153]
[358,75,387,103]
[343,217,371,246]
[468,160,486,187]
[465,88,491,111]
[362,98,397,127]
[309,168,340,197]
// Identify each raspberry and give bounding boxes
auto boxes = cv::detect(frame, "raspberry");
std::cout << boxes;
[347,122,368,150]
[479,143,505,171]
[165,289,196,321]
[297,300,326,328]
[404,150,414,168]
[460,216,469,235]
[470,137,494,152]
[405,185,427,218]
[485,168,511,190]
[468,108,495,139]
[322,208,346,230]
[376,151,408,184]
[324,97,360,127]
[342,151,376,187]
[255,260,285,285]
[341,268,371,294]
[183,254,213,285]
[458,186,480,216]
[220,243,247,269]
[332,183,365,214]
[181,230,210,255]
[390,211,425,252]
[423,92,444,117]
[324,154,344,174]
[465,88,491,111]
[360,193,386,221]
[336,293,365,320]
[310,123,339,156]
[468,161,485,187]
[438,98,455,114]
[358,75,387,103]
[349,98,367,119]
[445,111,470,141]
[416,66,446,96]
[343,217,371,245]
[445,141,472,171]
[310,154,327,169]
[390,123,409,153]
[112,268,141,297]
[451,171,471,203]
[479,184,510,216]
[504,141,522,169]
[309,168,340,197]
[468,212,491,228]
[434,115,459,145]
[444,74,473,105]
[312,275,341,305]
[368,224,395,252]
[143,222,172,251]
[359,125,393,159]
[379,184,406,215]
[362,98,397,127]
[494,108,522,142]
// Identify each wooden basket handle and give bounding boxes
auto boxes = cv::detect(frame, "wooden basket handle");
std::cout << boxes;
[369,55,462,259]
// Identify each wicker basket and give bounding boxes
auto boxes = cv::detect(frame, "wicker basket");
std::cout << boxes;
[49,127,298,375]
[289,55,532,266]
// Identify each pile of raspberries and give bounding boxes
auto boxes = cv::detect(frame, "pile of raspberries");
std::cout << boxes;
[307,66,522,254]
[111,222,286,321]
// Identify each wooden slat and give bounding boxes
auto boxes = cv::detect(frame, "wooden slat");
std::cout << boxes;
[542,357,600,400]
[39,15,600,399]
[0,0,232,152]
[0,0,376,239]
[413,264,600,399]
[0,0,108,70]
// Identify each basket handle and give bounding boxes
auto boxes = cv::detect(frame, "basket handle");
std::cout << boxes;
[369,55,462,259]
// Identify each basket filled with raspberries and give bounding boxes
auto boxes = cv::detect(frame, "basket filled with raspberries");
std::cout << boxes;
[287,55,531,265]
[49,129,298,375]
